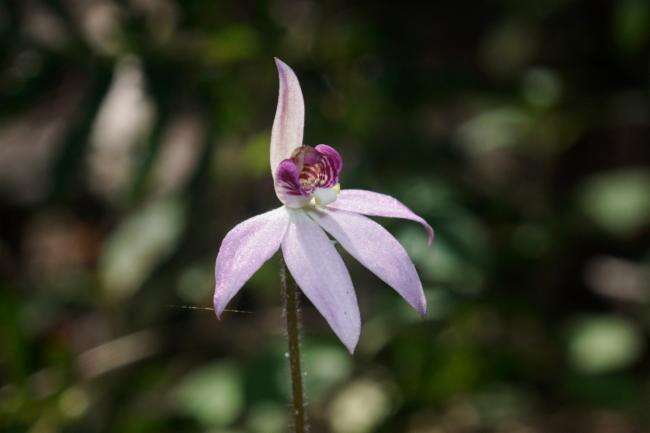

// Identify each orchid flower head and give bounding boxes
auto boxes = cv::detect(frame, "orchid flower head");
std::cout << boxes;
[214,58,434,353]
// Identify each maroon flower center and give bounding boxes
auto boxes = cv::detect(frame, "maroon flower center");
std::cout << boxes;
[275,144,343,206]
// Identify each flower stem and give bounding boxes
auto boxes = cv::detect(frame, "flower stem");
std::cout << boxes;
[280,257,307,433]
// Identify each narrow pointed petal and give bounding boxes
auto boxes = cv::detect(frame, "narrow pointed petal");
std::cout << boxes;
[309,208,427,315]
[271,58,304,179]
[327,189,434,245]
[282,210,360,353]
[214,207,289,317]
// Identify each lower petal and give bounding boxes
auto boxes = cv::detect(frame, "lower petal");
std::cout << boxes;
[309,208,427,315]
[327,189,434,245]
[281,210,360,353]
[214,206,289,317]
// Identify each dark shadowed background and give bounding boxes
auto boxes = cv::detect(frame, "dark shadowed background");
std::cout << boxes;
[1,1,649,432]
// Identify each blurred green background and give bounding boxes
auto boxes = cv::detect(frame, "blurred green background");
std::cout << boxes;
[1,1,649,432]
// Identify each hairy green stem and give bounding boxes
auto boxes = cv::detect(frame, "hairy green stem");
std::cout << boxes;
[280,258,307,433]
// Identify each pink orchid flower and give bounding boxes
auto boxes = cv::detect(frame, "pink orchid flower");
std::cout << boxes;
[214,58,433,353]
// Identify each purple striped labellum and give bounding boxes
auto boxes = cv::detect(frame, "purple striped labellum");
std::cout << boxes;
[276,144,342,207]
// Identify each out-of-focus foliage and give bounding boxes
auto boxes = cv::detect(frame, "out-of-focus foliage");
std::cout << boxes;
[1,1,649,432]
